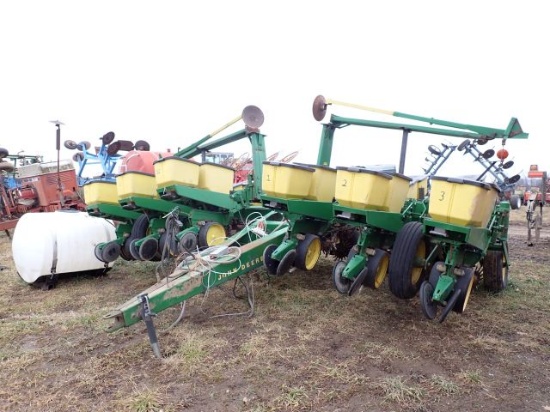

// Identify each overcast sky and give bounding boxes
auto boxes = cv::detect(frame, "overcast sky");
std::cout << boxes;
[1,1,547,179]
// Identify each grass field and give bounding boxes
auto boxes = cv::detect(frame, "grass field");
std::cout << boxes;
[0,209,549,412]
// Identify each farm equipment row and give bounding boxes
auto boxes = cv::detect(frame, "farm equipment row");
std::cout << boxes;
[90,96,528,357]
[4,95,529,357]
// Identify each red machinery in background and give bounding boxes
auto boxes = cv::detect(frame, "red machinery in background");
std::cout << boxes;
[0,154,85,233]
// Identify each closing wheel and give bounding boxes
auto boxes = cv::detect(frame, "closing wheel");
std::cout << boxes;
[295,234,322,271]
[453,268,475,314]
[64,140,77,150]
[483,250,508,292]
[120,238,133,261]
[276,249,296,276]
[198,222,226,248]
[158,232,177,257]
[363,249,390,290]
[482,149,495,159]
[100,241,121,263]
[332,260,350,294]
[348,266,368,297]
[419,281,438,320]
[128,239,141,260]
[388,221,428,299]
[139,238,159,261]
[439,288,462,323]
[263,244,279,275]
[178,232,198,253]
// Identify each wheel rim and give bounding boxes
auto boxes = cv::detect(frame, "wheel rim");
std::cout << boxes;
[411,241,426,285]
[205,223,226,246]
[373,253,389,289]
[304,237,321,270]
[461,275,475,312]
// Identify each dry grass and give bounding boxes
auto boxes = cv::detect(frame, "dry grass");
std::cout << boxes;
[0,208,549,411]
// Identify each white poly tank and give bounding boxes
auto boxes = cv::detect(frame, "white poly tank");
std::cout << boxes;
[12,211,117,284]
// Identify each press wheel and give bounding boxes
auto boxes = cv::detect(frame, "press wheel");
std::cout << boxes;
[295,234,322,271]
[363,249,390,290]
[263,244,279,275]
[198,222,226,247]
[332,261,350,294]
[453,268,475,314]
[276,250,296,276]
[419,281,438,320]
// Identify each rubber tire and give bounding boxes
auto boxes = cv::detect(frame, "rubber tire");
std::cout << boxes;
[0,147,8,158]
[348,266,368,296]
[198,222,226,248]
[439,288,461,323]
[483,250,508,292]
[94,244,105,262]
[453,268,475,314]
[139,237,158,261]
[276,249,296,276]
[388,221,428,299]
[263,244,279,275]
[178,232,198,254]
[125,214,150,260]
[128,239,141,260]
[419,281,438,320]
[363,249,390,290]
[510,195,521,210]
[100,241,121,263]
[295,234,322,271]
[332,260,350,294]
[120,238,133,261]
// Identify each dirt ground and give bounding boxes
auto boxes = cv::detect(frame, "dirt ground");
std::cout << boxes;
[0,209,549,412]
